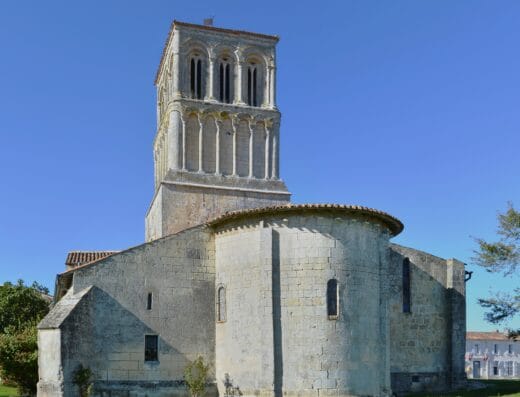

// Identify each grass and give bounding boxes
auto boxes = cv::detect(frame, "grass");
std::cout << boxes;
[0,385,18,397]
[408,379,520,397]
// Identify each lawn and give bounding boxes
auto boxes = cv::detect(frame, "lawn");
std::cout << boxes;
[408,379,520,397]
[0,385,17,397]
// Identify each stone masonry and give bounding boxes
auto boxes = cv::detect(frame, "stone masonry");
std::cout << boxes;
[37,20,467,397]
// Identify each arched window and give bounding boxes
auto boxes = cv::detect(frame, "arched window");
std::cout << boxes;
[217,285,226,322]
[402,257,411,313]
[190,56,204,100]
[219,59,232,103]
[327,279,338,319]
[247,63,258,107]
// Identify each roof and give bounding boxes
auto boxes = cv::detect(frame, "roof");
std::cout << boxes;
[65,251,118,268]
[467,331,519,341]
[208,203,404,236]
[154,20,279,85]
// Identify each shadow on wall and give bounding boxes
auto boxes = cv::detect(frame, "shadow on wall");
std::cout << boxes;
[60,286,216,396]
[388,246,466,395]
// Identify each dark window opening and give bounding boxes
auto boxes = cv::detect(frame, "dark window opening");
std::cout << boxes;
[190,57,203,100]
[508,344,513,354]
[196,59,202,99]
[402,257,411,313]
[145,335,158,362]
[493,362,499,375]
[494,344,498,354]
[190,58,195,97]
[147,293,152,310]
[411,375,420,383]
[225,63,230,103]
[327,279,338,319]
[253,67,258,106]
[247,68,252,105]
[247,65,259,107]
[217,286,226,322]
[219,64,224,102]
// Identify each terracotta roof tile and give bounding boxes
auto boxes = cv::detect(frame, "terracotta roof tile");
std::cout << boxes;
[207,203,404,236]
[467,331,519,341]
[65,251,119,268]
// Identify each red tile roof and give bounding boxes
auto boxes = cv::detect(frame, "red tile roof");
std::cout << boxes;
[207,203,404,236]
[467,331,518,341]
[65,251,118,268]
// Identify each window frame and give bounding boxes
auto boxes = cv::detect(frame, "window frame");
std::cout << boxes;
[327,278,339,320]
[146,292,153,310]
[402,257,411,313]
[216,285,227,323]
[144,334,159,362]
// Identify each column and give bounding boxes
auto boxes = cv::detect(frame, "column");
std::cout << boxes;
[181,112,187,171]
[248,119,254,178]
[269,66,276,109]
[232,116,239,176]
[172,32,181,99]
[215,117,221,175]
[207,56,216,101]
[271,129,278,179]
[264,123,271,179]
[167,111,180,171]
[198,113,204,173]
[234,60,245,105]
[263,66,270,108]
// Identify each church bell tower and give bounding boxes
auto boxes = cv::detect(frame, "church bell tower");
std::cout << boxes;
[145,21,290,241]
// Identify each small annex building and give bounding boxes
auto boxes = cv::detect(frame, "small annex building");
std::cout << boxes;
[37,21,468,397]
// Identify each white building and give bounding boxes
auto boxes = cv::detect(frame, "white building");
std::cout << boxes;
[466,331,520,379]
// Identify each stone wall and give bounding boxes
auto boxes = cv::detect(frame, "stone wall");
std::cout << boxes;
[145,174,290,241]
[214,211,394,397]
[39,225,217,397]
[388,244,466,394]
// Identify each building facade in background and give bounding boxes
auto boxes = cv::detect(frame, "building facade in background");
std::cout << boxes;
[37,21,467,397]
[466,331,520,379]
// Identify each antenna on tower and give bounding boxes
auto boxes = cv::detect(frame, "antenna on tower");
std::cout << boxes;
[203,17,214,26]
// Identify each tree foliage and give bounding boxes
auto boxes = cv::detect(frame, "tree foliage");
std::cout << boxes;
[184,356,210,397]
[0,280,50,395]
[73,364,93,397]
[0,280,50,333]
[0,324,39,395]
[474,203,520,337]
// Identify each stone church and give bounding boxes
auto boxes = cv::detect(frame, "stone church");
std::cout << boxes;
[37,21,467,397]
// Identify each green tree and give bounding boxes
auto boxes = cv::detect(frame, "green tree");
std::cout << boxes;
[474,203,520,337]
[0,280,50,395]
[0,324,39,395]
[184,356,210,397]
[0,280,50,333]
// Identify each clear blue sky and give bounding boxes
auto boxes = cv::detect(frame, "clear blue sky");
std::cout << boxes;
[0,1,518,332]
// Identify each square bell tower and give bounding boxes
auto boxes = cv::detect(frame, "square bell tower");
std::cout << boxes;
[145,21,291,241]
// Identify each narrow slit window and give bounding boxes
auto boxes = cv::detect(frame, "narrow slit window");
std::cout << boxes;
[402,257,411,313]
[217,286,226,322]
[327,279,338,319]
[494,344,498,354]
[196,59,202,99]
[145,335,158,362]
[508,344,513,354]
[190,58,196,98]
[253,67,258,106]
[219,63,224,102]
[146,293,152,310]
[225,63,230,103]
[247,68,252,105]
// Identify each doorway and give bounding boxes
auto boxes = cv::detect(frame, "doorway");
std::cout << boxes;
[473,361,481,379]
